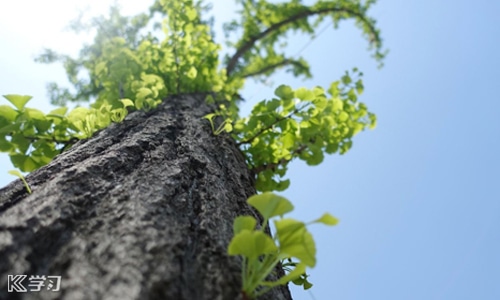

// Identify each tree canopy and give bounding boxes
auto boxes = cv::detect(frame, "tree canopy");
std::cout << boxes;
[0,0,385,192]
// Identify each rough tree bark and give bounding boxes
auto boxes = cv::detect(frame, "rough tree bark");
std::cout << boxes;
[0,94,292,300]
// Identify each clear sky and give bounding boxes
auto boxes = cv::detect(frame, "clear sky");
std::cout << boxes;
[1,1,499,300]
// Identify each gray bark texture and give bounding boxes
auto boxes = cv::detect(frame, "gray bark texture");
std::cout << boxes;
[0,94,292,300]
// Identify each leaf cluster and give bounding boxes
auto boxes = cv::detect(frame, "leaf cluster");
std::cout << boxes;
[232,68,375,191]
[228,192,338,299]
[0,94,136,172]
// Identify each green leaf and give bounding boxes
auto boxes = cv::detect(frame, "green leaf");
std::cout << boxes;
[3,94,32,110]
[0,136,13,152]
[224,122,233,133]
[233,216,257,235]
[295,88,314,101]
[120,98,135,108]
[355,79,364,94]
[332,98,343,112]
[0,105,18,121]
[275,179,290,191]
[311,213,339,226]
[187,66,198,79]
[341,73,352,85]
[10,154,39,172]
[48,106,68,116]
[305,149,324,166]
[11,133,30,154]
[95,61,107,75]
[274,85,294,100]
[185,7,197,21]
[111,108,128,122]
[25,108,46,120]
[338,111,349,122]
[266,99,281,111]
[136,88,152,100]
[228,230,278,259]
[8,169,31,194]
[275,218,316,267]
[282,133,295,149]
[303,279,313,290]
[247,192,294,219]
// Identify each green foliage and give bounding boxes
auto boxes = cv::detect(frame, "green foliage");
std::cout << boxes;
[224,0,386,80]
[232,69,375,191]
[0,94,133,172]
[228,192,338,299]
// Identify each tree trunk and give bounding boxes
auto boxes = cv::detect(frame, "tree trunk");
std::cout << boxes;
[0,94,292,300]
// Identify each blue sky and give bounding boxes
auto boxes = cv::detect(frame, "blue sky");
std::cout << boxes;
[1,1,499,299]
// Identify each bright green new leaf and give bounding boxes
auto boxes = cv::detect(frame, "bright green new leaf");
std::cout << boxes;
[120,98,135,108]
[3,94,32,111]
[111,109,127,122]
[275,218,316,267]
[247,192,294,219]
[48,106,68,116]
[338,111,349,122]
[228,230,278,259]
[8,169,31,194]
[233,215,257,235]
[311,213,339,226]
[25,108,46,121]
[274,85,294,100]
[136,87,152,100]
[295,87,314,101]
[187,66,198,79]
[0,105,18,121]
[224,122,233,133]
[185,7,197,21]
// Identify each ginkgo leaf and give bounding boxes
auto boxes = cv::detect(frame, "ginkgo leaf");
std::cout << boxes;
[275,218,316,267]
[3,94,32,111]
[233,216,257,235]
[275,85,294,100]
[311,213,339,226]
[228,230,278,259]
[0,105,18,121]
[247,192,294,219]
[120,98,135,108]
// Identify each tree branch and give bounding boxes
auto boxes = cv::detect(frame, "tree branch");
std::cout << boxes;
[225,6,379,76]
[241,59,306,79]
[235,103,311,146]
[250,144,308,174]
